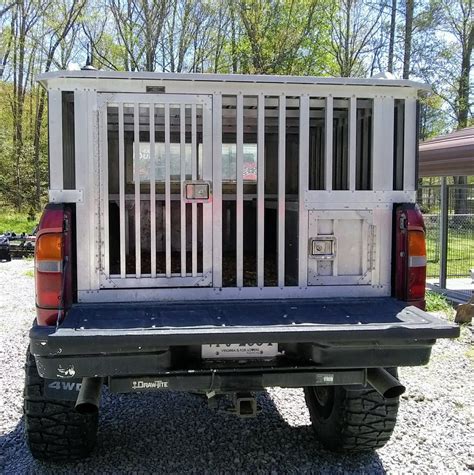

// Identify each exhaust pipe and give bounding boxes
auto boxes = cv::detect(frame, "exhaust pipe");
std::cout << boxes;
[367,368,405,399]
[75,377,102,414]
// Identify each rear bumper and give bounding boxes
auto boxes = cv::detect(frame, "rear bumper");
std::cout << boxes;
[30,297,459,385]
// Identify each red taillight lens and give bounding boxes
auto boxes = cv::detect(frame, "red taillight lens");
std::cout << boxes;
[35,206,72,326]
[394,204,427,309]
[407,266,426,301]
[407,231,427,302]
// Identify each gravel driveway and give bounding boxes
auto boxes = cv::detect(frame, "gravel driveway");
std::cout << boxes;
[0,259,473,474]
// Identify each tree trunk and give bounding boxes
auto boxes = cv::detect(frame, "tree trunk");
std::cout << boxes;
[387,0,397,73]
[343,0,351,77]
[402,0,413,79]
[453,176,468,215]
[457,26,473,129]
[230,3,238,73]
[33,89,46,209]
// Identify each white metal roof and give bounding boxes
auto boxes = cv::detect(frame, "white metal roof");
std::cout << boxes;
[36,70,429,90]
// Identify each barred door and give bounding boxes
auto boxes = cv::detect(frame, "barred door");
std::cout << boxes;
[97,93,213,288]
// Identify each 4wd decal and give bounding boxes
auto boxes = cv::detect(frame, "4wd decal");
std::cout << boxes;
[44,379,82,401]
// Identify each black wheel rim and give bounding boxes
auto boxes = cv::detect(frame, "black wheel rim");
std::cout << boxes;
[312,386,335,420]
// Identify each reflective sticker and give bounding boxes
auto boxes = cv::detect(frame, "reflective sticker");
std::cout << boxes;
[36,260,62,272]
[409,256,427,268]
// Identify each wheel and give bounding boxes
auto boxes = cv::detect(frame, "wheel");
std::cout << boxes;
[304,371,400,452]
[23,348,98,461]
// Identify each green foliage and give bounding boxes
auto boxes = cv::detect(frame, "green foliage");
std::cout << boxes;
[426,231,474,279]
[425,291,454,314]
[419,94,451,140]
[0,211,39,235]
[229,0,336,75]
[0,82,49,212]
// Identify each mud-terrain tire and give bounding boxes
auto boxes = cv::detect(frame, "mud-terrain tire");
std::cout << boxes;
[304,371,400,452]
[23,348,98,461]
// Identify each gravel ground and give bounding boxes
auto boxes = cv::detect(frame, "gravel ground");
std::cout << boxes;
[0,258,473,474]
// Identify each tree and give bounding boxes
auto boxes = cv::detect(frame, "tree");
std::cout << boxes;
[402,0,413,78]
[441,0,473,129]
[9,0,45,210]
[327,0,383,77]
[31,0,86,208]
[235,0,332,75]
[387,0,397,72]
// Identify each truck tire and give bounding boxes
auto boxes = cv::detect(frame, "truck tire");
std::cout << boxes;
[304,372,399,452]
[23,348,98,461]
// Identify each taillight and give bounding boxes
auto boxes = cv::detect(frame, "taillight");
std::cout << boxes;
[407,230,427,302]
[394,204,427,309]
[35,205,72,326]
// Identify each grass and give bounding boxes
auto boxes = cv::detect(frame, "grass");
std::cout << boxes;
[425,291,455,315]
[426,232,474,278]
[23,269,34,278]
[0,211,39,234]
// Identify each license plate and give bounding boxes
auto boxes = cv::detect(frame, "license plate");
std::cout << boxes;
[201,343,278,359]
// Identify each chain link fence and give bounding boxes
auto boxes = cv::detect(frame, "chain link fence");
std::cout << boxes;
[417,183,474,298]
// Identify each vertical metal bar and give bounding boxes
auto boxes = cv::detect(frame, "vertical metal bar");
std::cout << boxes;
[92,91,101,290]
[89,92,100,290]
[201,99,213,281]
[48,90,63,190]
[133,103,141,277]
[164,103,171,277]
[212,94,223,288]
[236,94,244,288]
[191,103,197,277]
[373,97,394,191]
[74,91,90,292]
[403,98,416,191]
[372,213,381,286]
[257,94,265,288]
[349,96,357,191]
[118,103,126,278]
[298,95,309,287]
[101,103,110,278]
[278,95,286,287]
[180,104,186,277]
[150,104,156,278]
[332,219,338,276]
[361,219,368,277]
[325,96,333,191]
[439,177,448,289]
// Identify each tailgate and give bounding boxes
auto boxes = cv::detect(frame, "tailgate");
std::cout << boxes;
[31,297,458,347]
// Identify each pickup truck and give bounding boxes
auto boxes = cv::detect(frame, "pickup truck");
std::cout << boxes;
[26,70,458,461]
